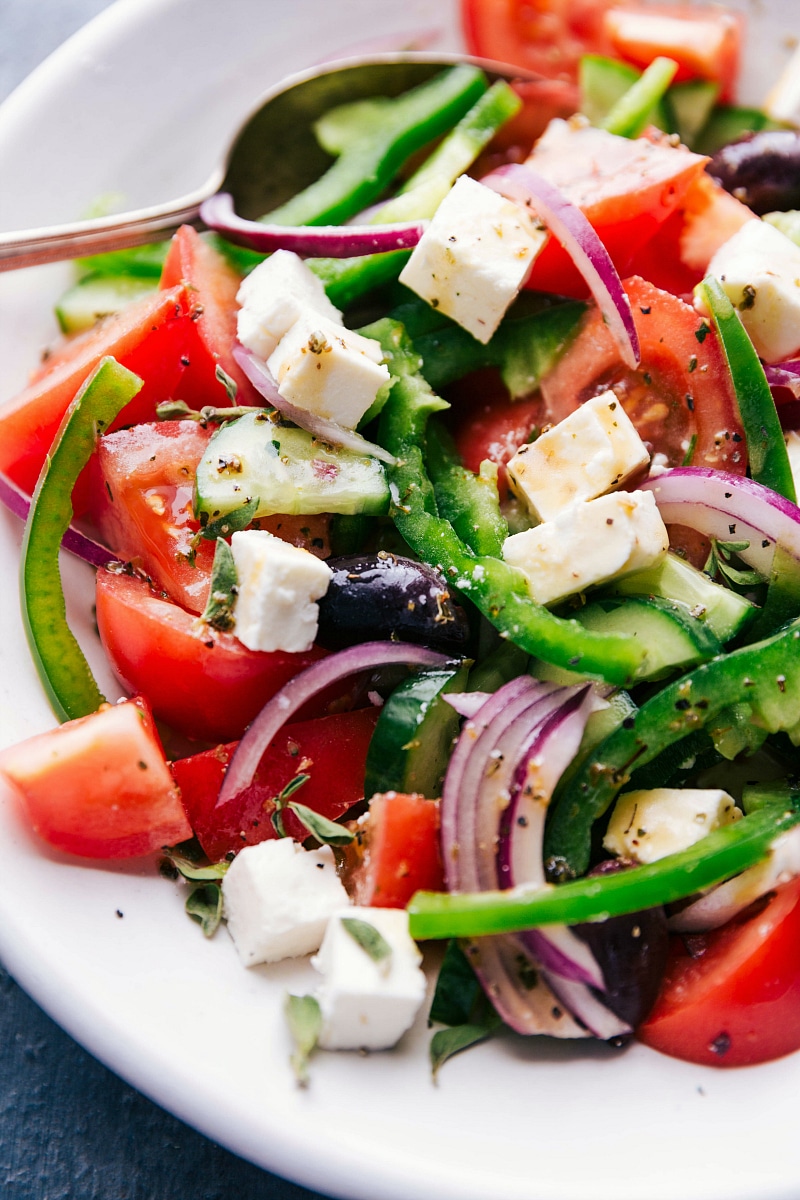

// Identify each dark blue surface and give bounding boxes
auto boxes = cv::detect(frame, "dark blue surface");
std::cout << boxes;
[0,5,327,1197]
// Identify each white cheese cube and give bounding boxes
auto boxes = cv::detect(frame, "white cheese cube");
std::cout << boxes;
[700,220,800,363]
[603,787,742,865]
[230,529,332,653]
[236,249,342,360]
[222,838,350,966]
[398,174,546,344]
[502,490,668,606]
[311,907,427,1051]
[507,391,650,521]
[267,312,390,429]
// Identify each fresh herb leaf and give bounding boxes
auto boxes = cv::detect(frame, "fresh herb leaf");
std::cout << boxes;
[286,801,355,846]
[198,539,239,632]
[430,940,487,1027]
[196,497,260,543]
[161,846,229,881]
[430,1023,496,1082]
[704,538,765,592]
[285,993,322,1087]
[341,917,393,967]
[185,881,223,937]
[270,773,312,837]
[681,433,697,466]
[155,398,203,422]
[215,363,239,403]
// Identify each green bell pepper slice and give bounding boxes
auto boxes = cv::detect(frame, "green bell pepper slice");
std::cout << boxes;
[20,356,143,722]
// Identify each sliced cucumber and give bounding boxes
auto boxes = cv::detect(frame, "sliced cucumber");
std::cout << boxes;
[55,272,157,334]
[573,594,721,678]
[667,79,719,149]
[694,105,781,157]
[609,550,754,643]
[364,660,470,798]
[194,411,389,520]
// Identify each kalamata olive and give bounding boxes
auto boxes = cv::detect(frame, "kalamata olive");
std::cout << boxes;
[572,860,669,1029]
[316,551,471,653]
[707,130,800,215]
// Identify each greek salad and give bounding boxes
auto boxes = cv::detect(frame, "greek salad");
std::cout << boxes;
[3,0,800,1079]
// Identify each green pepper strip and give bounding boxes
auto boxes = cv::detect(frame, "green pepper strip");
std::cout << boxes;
[311,79,521,310]
[601,57,678,139]
[374,320,648,685]
[544,620,800,876]
[426,420,508,558]
[699,275,796,503]
[408,798,800,939]
[263,66,488,230]
[21,356,143,722]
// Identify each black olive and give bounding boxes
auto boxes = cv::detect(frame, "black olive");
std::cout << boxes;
[572,859,670,1029]
[707,130,800,215]
[317,552,471,653]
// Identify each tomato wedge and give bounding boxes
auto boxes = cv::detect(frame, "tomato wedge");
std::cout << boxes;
[171,707,380,861]
[462,0,617,83]
[638,877,800,1067]
[340,791,445,909]
[0,286,192,510]
[96,569,328,744]
[0,697,190,858]
[159,225,259,407]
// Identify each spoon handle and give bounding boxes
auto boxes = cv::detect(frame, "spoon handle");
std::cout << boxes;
[0,193,208,272]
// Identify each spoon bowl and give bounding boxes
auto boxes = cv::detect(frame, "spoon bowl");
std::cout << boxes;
[0,52,529,272]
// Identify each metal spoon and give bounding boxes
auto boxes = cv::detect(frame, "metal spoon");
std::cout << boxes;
[0,52,529,272]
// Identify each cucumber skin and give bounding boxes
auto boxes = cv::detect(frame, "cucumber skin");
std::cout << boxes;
[574,594,721,678]
[364,661,470,799]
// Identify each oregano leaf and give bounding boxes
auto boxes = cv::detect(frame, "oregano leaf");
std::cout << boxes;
[341,917,393,967]
[287,801,354,846]
[185,881,223,937]
[285,993,322,1086]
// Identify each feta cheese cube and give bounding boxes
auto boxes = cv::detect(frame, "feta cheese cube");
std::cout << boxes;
[230,529,332,653]
[700,220,800,363]
[398,174,546,344]
[502,490,668,606]
[603,787,742,865]
[507,391,650,521]
[312,907,427,1051]
[236,249,342,360]
[267,312,390,429]
[222,838,350,966]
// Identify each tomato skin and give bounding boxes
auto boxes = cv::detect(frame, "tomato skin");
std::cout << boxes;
[448,370,544,492]
[0,697,190,858]
[343,792,445,910]
[0,286,192,513]
[96,569,328,744]
[159,225,258,407]
[540,276,746,474]
[638,878,800,1067]
[603,4,742,103]
[171,707,380,861]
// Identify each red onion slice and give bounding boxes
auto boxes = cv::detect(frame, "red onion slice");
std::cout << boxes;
[464,935,591,1039]
[481,163,640,370]
[233,344,397,466]
[201,192,425,259]
[217,641,448,807]
[542,972,630,1041]
[0,470,120,569]
[765,360,800,400]
[642,466,800,575]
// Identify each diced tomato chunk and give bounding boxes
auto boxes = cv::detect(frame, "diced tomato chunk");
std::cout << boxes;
[0,697,190,858]
[447,372,544,494]
[171,707,380,861]
[341,791,445,910]
[461,0,618,84]
[638,878,800,1067]
[159,225,258,407]
[603,4,743,102]
[0,286,192,512]
[95,569,329,744]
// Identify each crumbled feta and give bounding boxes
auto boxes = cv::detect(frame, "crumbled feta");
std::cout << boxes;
[230,529,332,653]
[222,838,350,966]
[398,174,547,344]
[507,391,650,522]
[311,907,427,1051]
[603,787,742,865]
[502,490,668,606]
[699,220,800,363]
[267,312,390,429]
[236,249,342,360]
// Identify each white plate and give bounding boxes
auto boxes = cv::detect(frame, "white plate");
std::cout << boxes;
[1,3,799,1199]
